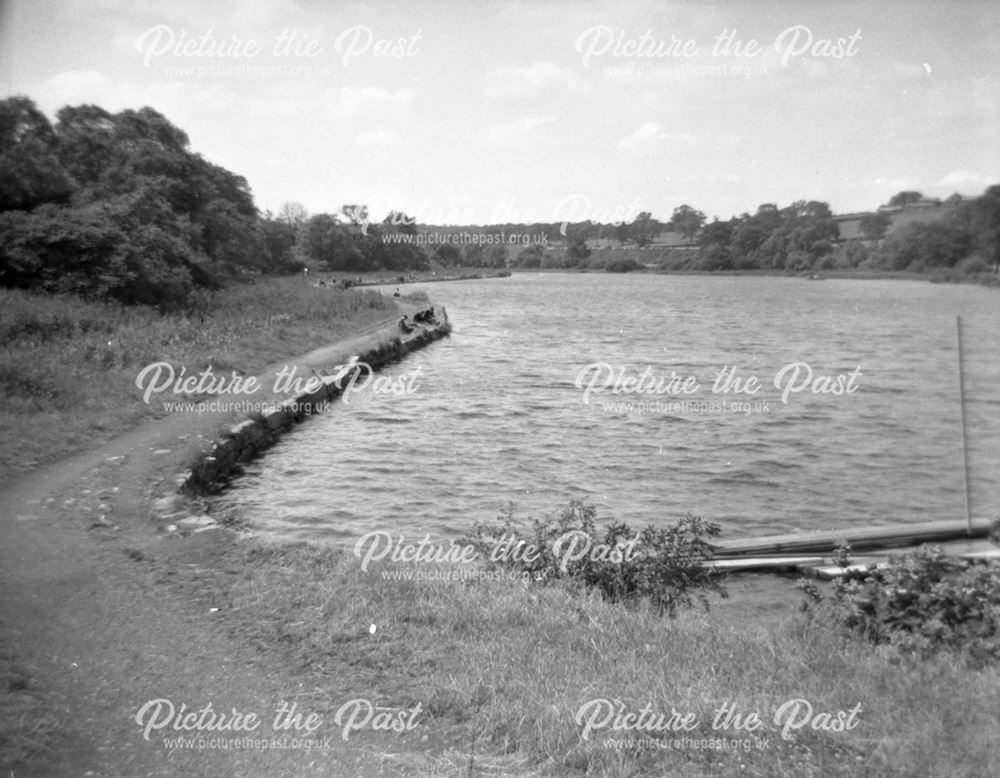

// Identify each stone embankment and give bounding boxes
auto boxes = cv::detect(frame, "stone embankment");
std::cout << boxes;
[176,312,451,499]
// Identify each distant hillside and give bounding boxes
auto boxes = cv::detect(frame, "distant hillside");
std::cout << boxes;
[835,196,979,242]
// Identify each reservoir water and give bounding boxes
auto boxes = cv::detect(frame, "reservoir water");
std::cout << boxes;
[210,273,999,544]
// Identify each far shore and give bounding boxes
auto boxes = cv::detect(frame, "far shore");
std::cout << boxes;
[321,265,1000,288]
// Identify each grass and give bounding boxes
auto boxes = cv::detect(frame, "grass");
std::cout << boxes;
[0,278,397,478]
[178,539,1000,777]
[0,641,60,770]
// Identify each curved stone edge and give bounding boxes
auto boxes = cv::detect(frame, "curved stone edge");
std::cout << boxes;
[174,314,452,501]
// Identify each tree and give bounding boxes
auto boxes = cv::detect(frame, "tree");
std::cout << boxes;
[887,190,923,208]
[201,198,263,267]
[259,217,301,274]
[730,224,768,268]
[567,235,591,261]
[631,211,657,246]
[780,201,838,269]
[462,242,484,266]
[859,212,892,241]
[483,244,507,268]
[961,185,1000,273]
[753,203,782,232]
[434,243,462,266]
[340,204,368,227]
[0,96,76,211]
[304,213,365,271]
[514,244,544,268]
[878,221,971,271]
[699,218,734,249]
[670,204,705,243]
[278,201,308,228]
[54,103,117,189]
[697,218,734,270]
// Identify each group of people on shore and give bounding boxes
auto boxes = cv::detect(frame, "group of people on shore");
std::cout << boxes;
[398,307,439,333]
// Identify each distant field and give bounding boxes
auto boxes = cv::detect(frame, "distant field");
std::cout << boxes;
[835,205,962,241]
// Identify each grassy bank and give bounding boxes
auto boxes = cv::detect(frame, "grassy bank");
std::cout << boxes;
[0,279,398,478]
[0,639,59,771]
[177,538,999,778]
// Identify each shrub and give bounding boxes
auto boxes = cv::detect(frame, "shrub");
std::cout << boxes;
[465,500,726,615]
[800,538,1000,666]
[603,257,642,273]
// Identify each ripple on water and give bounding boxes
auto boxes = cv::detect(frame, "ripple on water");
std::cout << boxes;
[210,275,1000,544]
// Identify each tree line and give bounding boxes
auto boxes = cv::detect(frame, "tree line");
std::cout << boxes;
[507,193,999,274]
[3,96,996,311]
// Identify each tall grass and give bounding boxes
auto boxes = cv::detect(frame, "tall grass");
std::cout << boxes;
[197,540,1000,777]
[0,279,395,476]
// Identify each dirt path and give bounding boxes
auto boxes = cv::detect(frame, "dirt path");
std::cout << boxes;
[0,312,474,777]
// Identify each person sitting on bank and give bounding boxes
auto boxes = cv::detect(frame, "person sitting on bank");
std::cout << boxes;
[398,315,413,333]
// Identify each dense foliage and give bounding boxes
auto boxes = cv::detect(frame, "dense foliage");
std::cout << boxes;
[466,500,726,616]
[0,97,297,307]
[0,96,433,308]
[800,541,1000,667]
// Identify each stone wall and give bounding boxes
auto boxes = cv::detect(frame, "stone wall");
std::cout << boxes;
[177,314,451,497]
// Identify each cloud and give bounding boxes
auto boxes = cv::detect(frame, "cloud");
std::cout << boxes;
[938,169,998,190]
[32,69,236,120]
[484,61,587,99]
[617,122,697,150]
[34,70,114,111]
[477,116,554,146]
[326,86,416,120]
[94,0,306,30]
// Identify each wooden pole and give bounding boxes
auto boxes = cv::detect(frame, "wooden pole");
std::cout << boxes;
[956,316,973,535]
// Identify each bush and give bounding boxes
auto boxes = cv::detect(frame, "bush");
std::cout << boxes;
[604,257,642,273]
[801,539,1000,666]
[466,500,726,616]
[878,221,972,271]
[957,255,990,274]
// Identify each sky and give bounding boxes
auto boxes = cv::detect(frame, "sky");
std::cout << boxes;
[1,0,998,225]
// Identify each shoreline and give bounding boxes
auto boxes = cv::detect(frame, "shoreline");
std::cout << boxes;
[178,313,452,500]
[507,265,1000,285]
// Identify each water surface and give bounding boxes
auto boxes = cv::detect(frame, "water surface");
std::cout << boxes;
[212,274,999,544]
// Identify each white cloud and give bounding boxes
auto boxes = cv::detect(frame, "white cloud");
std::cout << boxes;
[477,116,553,146]
[35,70,114,111]
[618,122,697,150]
[32,70,236,121]
[484,61,587,99]
[938,169,998,190]
[90,0,306,30]
[325,86,416,120]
